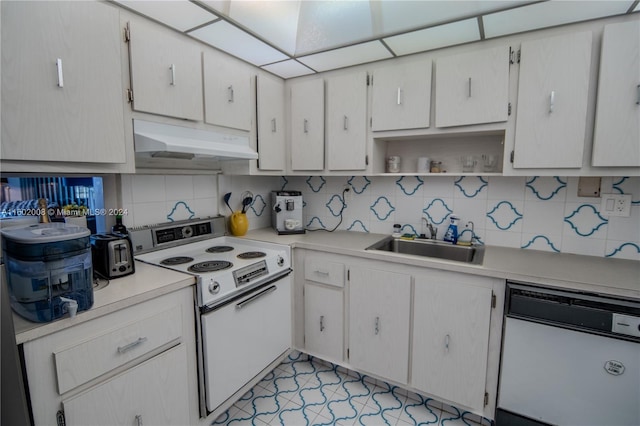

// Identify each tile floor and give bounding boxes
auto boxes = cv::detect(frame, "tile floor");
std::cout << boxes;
[212,352,494,426]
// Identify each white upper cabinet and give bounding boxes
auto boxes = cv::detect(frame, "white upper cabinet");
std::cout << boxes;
[326,72,368,171]
[592,20,640,167]
[512,31,592,169]
[127,18,203,121]
[1,1,126,164]
[349,266,411,384]
[203,51,252,131]
[371,61,432,131]
[257,75,286,171]
[435,46,511,128]
[290,79,325,171]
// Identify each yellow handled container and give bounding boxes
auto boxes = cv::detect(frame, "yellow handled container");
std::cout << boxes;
[229,211,248,236]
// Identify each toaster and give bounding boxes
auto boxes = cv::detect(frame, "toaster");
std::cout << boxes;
[90,233,135,279]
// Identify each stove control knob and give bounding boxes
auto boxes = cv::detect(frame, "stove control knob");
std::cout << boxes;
[208,281,220,295]
[277,255,285,267]
[181,226,193,238]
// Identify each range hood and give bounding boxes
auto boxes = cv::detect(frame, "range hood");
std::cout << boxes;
[133,119,258,161]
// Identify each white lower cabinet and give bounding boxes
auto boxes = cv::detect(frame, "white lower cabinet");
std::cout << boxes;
[411,271,493,411]
[21,287,196,426]
[62,345,189,426]
[349,266,411,384]
[304,284,344,362]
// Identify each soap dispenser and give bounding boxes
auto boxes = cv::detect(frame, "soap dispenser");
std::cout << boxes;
[443,215,460,244]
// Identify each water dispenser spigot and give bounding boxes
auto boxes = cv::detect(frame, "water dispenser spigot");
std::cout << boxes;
[59,297,78,318]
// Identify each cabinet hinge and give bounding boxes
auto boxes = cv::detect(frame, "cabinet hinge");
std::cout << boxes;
[508,102,512,116]
[124,23,131,43]
[126,88,134,103]
[57,410,66,426]
[509,47,514,65]
[510,150,515,163]
[517,49,521,64]
[491,292,496,309]
[484,392,489,406]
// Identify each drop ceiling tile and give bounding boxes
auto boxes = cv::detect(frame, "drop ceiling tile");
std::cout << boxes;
[113,0,216,32]
[261,60,315,79]
[377,0,528,35]
[228,0,301,55]
[296,0,374,55]
[483,1,632,38]
[384,18,480,56]
[297,41,393,72]
[189,21,289,66]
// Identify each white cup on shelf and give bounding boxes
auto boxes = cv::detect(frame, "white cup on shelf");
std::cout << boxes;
[417,157,431,173]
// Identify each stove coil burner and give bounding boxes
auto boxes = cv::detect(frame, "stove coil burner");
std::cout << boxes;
[160,256,194,266]
[237,251,267,259]
[206,245,234,253]
[188,260,233,273]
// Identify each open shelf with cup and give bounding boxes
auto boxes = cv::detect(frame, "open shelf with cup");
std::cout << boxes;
[372,131,505,176]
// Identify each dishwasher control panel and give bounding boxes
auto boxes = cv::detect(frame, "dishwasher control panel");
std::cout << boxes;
[613,313,640,338]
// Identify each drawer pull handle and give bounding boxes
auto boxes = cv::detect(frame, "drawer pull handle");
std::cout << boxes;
[396,88,402,105]
[228,85,234,103]
[445,334,450,352]
[236,285,277,309]
[56,58,64,88]
[375,316,380,335]
[320,315,325,332]
[117,337,147,354]
[636,84,640,105]
[271,118,277,133]
[549,90,555,113]
[468,77,472,98]
[170,64,176,86]
[343,115,349,131]
[314,270,329,276]
[135,414,143,426]
[303,119,309,133]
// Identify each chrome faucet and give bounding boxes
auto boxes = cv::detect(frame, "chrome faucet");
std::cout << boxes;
[422,217,437,239]
[465,221,477,244]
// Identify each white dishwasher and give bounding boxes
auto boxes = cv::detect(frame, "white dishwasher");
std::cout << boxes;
[497,282,640,426]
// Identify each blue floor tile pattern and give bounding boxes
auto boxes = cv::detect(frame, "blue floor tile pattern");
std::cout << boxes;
[212,352,494,426]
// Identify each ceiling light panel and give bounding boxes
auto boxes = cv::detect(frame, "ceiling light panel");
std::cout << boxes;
[227,1,301,55]
[377,0,528,36]
[384,18,480,56]
[296,0,374,55]
[189,21,289,66]
[261,60,315,79]
[113,0,216,32]
[297,41,393,72]
[483,1,632,38]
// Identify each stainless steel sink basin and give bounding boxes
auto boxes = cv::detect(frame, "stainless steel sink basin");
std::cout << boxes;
[366,237,484,264]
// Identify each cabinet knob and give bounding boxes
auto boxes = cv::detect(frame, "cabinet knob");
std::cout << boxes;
[228,85,234,103]
[445,334,450,352]
[320,315,325,332]
[56,58,64,88]
[170,64,176,86]
[549,90,555,113]
[374,316,380,335]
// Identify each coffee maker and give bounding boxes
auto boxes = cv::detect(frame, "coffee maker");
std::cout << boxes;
[271,191,305,235]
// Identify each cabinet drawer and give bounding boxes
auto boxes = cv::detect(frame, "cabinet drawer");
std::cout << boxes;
[304,258,345,288]
[54,305,182,394]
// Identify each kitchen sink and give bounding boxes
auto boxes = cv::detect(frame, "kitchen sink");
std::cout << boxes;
[365,237,484,265]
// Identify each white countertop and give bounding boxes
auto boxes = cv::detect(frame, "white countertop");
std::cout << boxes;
[239,228,640,300]
[13,261,195,344]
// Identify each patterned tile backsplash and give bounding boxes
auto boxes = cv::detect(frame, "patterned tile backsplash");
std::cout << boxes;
[120,174,639,261]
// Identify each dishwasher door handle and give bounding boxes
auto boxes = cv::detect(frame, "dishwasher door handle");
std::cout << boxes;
[236,285,277,309]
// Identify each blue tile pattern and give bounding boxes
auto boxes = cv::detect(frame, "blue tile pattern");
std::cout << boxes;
[166,201,195,222]
[306,177,326,192]
[521,235,560,252]
[564,204,608,237]
[370,197,395,220]
[526,177,566,201]
[347,220,369,232]
[251,195,267,216]
[348,176,371,194]
[423,199,453,225]
[612,177,640,205]
[606,242,640,258]
[396,176,423,196]
[212,352,492,426]
[486,201,523,230]
[327,194,346,216]
[454,177,487,198]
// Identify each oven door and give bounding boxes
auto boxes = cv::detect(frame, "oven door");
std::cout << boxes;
[200,272,291,413]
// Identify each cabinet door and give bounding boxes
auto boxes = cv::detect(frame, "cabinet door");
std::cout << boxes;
[203,52,252,131]
[291,79,325,171]
[513,32,592,168]
[1,1,126,163]
[592,20,640,167]
[304,284,343,362]
[371,61,431,131]
[326,72,368,170]
[257,75,286,171]
[63,345,190,426]
[128,19,203,121]
[435,46,510,127]
[349,266,411,384]
[412,274,492,410]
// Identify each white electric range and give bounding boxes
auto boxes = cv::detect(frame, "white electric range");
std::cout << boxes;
[131,217,292,417]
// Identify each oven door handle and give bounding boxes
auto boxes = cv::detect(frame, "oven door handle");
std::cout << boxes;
[236,285,277,310]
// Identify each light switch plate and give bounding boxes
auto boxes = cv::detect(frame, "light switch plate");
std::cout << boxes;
[600,193,631,217]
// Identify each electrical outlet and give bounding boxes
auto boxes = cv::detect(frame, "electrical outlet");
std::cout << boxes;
[600,194,631,217]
